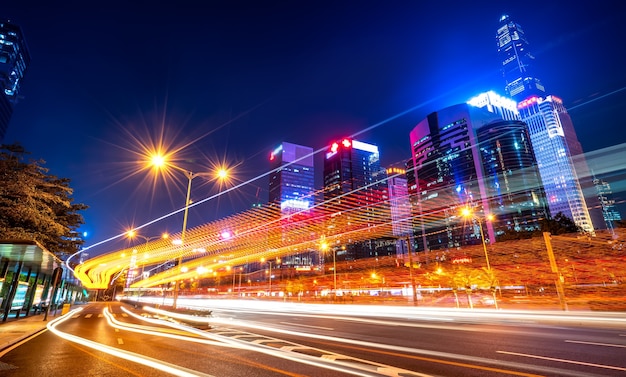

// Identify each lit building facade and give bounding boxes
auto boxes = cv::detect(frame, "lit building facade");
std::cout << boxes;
[0,19,30,142]
[268,142,318,271]
[593,177,622,233]
[409,103,548,251]
[387,167,411,259]
[269,142,315,212]
[517,95,595,233]
[497,14,545,102]
[323,138,391,260]
[496,14,602,232]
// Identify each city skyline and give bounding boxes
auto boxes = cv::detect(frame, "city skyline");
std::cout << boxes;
[3,2,625,255]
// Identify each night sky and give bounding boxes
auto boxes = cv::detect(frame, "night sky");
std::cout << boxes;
[4,1,626,256]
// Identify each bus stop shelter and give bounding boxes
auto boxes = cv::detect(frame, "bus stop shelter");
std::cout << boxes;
[0,239,66,322]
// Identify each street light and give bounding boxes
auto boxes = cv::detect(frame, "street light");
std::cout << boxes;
[261,257,280,296]
[461,206,495,271]
[320,241,337,292]
[149,153,230,309]
[126,230,169,283]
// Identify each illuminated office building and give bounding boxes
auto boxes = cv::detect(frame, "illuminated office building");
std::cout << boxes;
[469,91,595,232]
[593,177,622,233]
[409,103,548,251]
[323,138,391,259]
[268,142,317,271]
[497,14,545,102]
[387,167,411,259]
[0,19,30,142]
[269,142,315,212]
[495,15,601,232]
[517,96,595,233]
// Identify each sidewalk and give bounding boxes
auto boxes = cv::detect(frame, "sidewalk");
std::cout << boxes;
[0,312,55,353]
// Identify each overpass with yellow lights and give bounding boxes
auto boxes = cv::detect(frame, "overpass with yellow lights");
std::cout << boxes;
[74,193,398,290]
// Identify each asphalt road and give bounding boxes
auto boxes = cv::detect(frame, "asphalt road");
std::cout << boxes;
[1,301,625,377]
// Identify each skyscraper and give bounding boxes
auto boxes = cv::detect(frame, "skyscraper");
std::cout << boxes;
[497,14,545,102]
[496,14,602,233]
[269,142,315,212]
[409,103,548,251]
[0,19,30,142]
[323,138,390,259]
[517,95,595,233]
[386,167,411,259]
[593,177,622,234]
[268,142,317,271]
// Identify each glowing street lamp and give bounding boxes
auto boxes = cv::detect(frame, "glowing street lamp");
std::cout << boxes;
[149,153,230,309]
[461,206,495,271]
[320,240,337,293]
[261,257,280,296]
[126,230,169,283]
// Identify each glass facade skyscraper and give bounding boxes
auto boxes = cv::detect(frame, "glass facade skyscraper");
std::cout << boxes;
[269,142,315,212]
[409,103,548,251]
[268,142,317,270]
[497,14,545,102]
[496,15,602,233]
[323,138,389,259]
[518,96,595,233]
[0,19,30,142]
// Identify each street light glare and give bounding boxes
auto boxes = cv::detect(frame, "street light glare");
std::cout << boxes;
[461,207,472,217]
[151,154,166,168]
[217,168,228,180]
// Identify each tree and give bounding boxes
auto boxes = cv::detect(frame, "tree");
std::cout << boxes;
[497,212,583,241]
[0,143,88,259]
[539,212,582,235]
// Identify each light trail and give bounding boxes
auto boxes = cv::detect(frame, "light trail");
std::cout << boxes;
[46,307,215,377]
[496,350,626,373]
[119,306,426,377]
[146,305,559,376]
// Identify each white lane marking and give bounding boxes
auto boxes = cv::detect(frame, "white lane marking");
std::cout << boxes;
[117,338,124,345]
[122,313,128,317]
[280,322,334,331]
[72,314,80,318]
[497,350,626,372]
[98,314,103,318]
[85,314,93,318]
[566,339,626,348]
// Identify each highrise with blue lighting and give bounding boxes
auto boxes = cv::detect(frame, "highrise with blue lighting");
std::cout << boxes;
[497,14,545,102]
[0,19,30,142]
[269,142,315,212]
[496,14,602,233]
[409,103,548,251]
[323,138,392,260]
[268,142,317,271]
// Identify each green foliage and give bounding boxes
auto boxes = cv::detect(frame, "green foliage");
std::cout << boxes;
[539,212,582,235]
[497,212,583,241]
[0,143,88,259]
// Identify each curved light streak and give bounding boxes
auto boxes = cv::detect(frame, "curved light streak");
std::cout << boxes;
[119,306,426,377]
[46,307,215,377]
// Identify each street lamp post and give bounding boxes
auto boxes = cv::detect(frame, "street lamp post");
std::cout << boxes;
[173,170,195,309]
[405,236,418,306]
[461,207,494,271]
[149,153,230,309]
[319,240,337,293]
[127,231,169,284]
[261,257,280,297]
[332,248,337,293]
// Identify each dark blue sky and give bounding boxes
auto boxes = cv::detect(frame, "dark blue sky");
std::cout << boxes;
[4,1,626,255]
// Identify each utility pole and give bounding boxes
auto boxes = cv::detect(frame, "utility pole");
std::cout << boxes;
[544,232,568,311]
[406,236,418,306]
